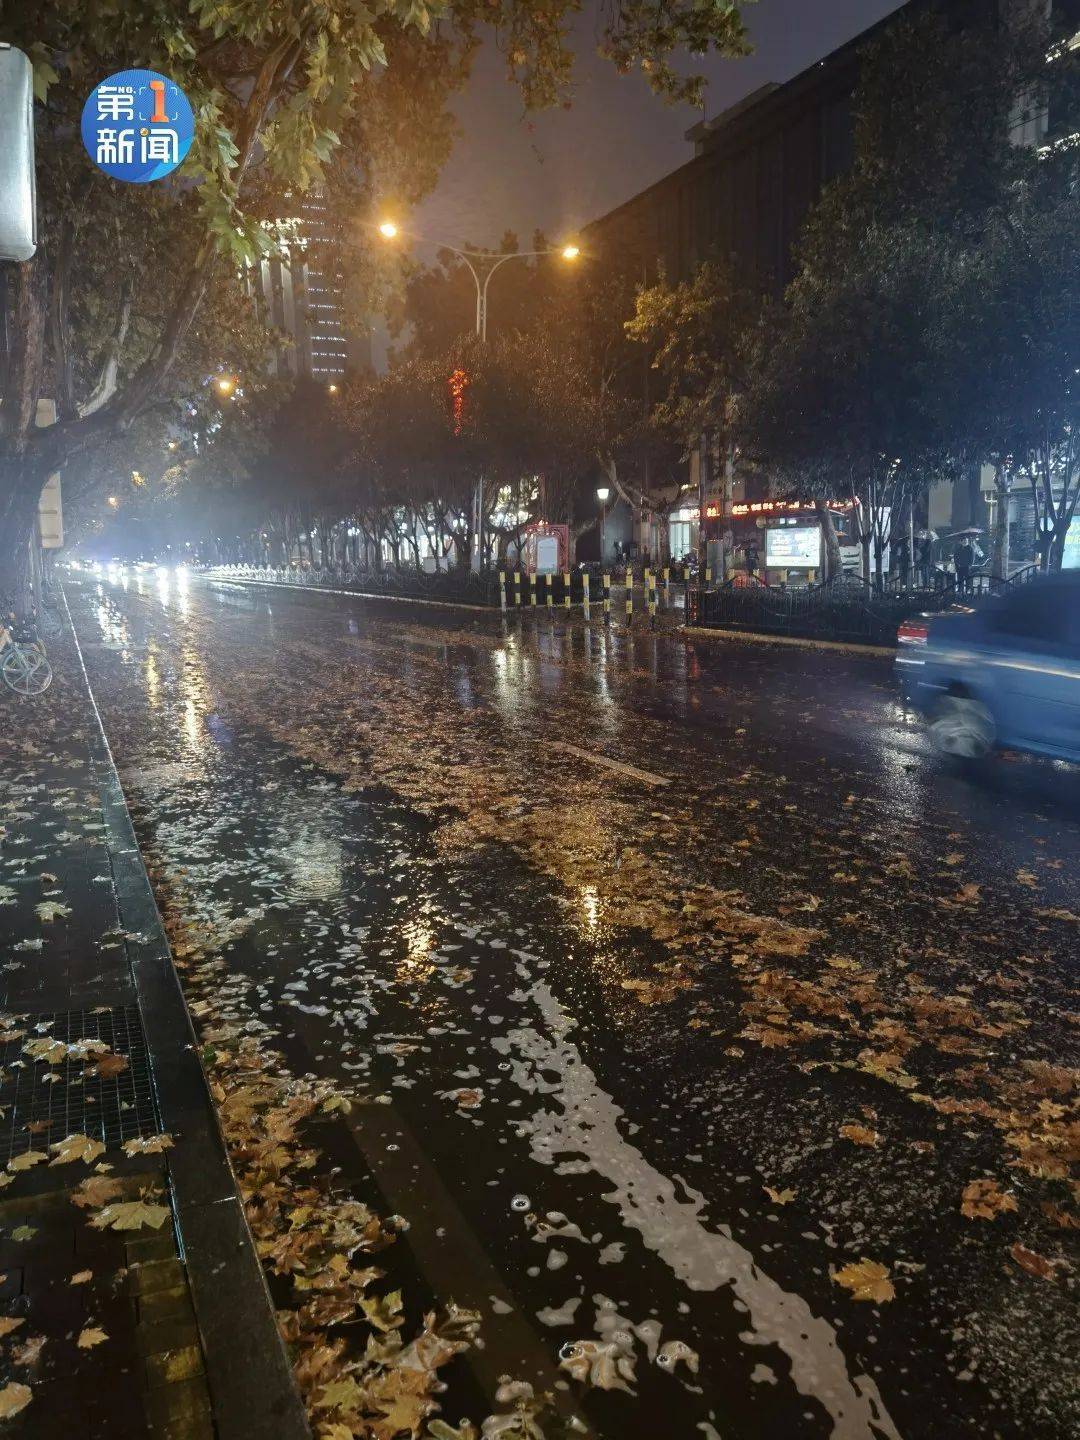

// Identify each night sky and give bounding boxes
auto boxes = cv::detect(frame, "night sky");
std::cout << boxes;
[414,0,904,251]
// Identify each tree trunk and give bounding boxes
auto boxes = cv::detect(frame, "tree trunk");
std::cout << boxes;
[814,501,842,581]
[991,464,1011,581]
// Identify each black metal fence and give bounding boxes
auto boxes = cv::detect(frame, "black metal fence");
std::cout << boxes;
[692,565,1041,646]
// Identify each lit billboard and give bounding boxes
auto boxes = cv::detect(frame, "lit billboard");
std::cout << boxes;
[765,525,820,568]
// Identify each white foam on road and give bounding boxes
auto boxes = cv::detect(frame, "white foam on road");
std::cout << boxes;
[494,977,902,1440]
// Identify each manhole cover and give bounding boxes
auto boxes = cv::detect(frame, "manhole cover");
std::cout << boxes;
[0,1006,161,1167]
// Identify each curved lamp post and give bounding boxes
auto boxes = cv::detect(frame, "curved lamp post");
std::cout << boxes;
[376,220,580,341]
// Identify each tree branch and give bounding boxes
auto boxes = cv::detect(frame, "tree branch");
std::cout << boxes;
[78,274,135,417]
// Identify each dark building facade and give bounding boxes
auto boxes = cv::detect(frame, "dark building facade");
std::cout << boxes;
[581,0,1076,577]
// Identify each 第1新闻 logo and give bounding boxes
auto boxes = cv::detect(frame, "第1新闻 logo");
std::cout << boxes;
[81,70,194,183]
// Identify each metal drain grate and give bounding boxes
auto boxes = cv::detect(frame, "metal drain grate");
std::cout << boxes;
[0,1006,161,1167]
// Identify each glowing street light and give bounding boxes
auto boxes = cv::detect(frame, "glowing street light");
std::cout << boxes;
[328,383,339,394]
[378,220,398,239]
[215,375,236,397]
[561,244,581,261]
[596,485,611,567]
[107,495,119,509]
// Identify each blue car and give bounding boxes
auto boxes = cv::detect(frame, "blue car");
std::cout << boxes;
[896,572,1080,762]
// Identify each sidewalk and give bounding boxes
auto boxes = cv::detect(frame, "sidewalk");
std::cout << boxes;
[0,621,307,1438]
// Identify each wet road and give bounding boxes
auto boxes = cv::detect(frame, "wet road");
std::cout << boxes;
[67,570,1078,1440]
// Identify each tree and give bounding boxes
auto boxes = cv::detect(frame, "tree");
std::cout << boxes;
[0,0,759,603]
[739,0,1079,579]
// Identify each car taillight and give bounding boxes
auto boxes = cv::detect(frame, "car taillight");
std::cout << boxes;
[897,619,928,646]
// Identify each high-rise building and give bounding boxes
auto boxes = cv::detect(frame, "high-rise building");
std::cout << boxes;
[248,191,371,381]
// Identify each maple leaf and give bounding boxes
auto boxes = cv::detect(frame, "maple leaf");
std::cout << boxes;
[50,1134,106,1167]
[960,1178,1019,1221]
[0,1382,32,1418]
[11,1335,45,1367]
[69,1270,93,1285]
[0,1317,24,1338]
[832,1259,895,1303]
[122,1134,174,1156]
[88,1199,171,1232]
[34,901,71,922]
[22,1037,68,1065]
[362,1290,404,1333]
[90,1053,129,1078]
[315,1377,364,1411]
[71,1175,124,1209]
[76,1327,108,1349]
[7,1150,47,1172]
[839,1123,880,1148]
[763,1186,796,1205]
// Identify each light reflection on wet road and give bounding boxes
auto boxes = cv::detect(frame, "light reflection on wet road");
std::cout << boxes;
[69,572,1078,1440]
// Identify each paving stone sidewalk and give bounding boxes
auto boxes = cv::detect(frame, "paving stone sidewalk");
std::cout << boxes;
[0,617,308,1439]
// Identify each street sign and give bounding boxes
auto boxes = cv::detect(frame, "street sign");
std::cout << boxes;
[38,473,63,549]
[0,45,37,261]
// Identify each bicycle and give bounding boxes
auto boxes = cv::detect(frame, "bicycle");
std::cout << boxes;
[0,620,53,696]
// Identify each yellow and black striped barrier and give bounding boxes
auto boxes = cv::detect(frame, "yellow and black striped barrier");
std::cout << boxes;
[499,570,506,612]
[514,569,522,607]
[647,570,658,626]
[545,572,553,612]
[602,572,611,624]
[663,566,671,603]
[563,572,571,612]
[625,571,633,624]
[582,572,591,621]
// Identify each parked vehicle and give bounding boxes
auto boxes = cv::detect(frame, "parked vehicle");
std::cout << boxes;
[896,573,1080,762]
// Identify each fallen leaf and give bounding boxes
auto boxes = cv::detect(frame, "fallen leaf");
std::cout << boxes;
[121,1134,174,1156]
[0,1317,24,1338]
[960,1178,1019,1221]
[1015,869,1038,889]
[50,1134,106,1167]
[90,1054,129,1078]
[88,1199,171,1232]
[832,1258,895,1303]
[71,1176,124,1209]
[11,1336,45,1367]
[69,1270,93,1286]
[0,1382,32,1418]
[34,901,71,922]
[7,1150,47,1173]
[840,1123,880,1148]
[76,1327,107,1349]
[1010,1243,1059,1280]
[763,1186,796,1205]
[10,1227,37,1242]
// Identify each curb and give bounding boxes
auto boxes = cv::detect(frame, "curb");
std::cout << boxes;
[63,589,311,1440]
[680,623,897,658]
[205,574,496,613]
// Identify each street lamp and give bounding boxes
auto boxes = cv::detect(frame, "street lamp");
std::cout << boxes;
[374,219,580,341]
[596,485,610,567]
[328,383,339,394]
[215,375,236,398]
[107,495,119,509]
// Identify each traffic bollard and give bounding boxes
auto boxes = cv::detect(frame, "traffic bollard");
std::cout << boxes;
[514,569,522,607]
[603,572,611,624]
[530,572,538,607]
[663,566,671,604]
[546,572,553,611]
[625,571,633,624]
[499,570,506,612]
[563,571,571,612]
[582,572,590,622]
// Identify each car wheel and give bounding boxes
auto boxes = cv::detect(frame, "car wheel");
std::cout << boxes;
[929,695,995,759]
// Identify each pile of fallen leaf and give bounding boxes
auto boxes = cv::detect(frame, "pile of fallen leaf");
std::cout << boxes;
[159,909,573,1439]
[0,1014,176,1423]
